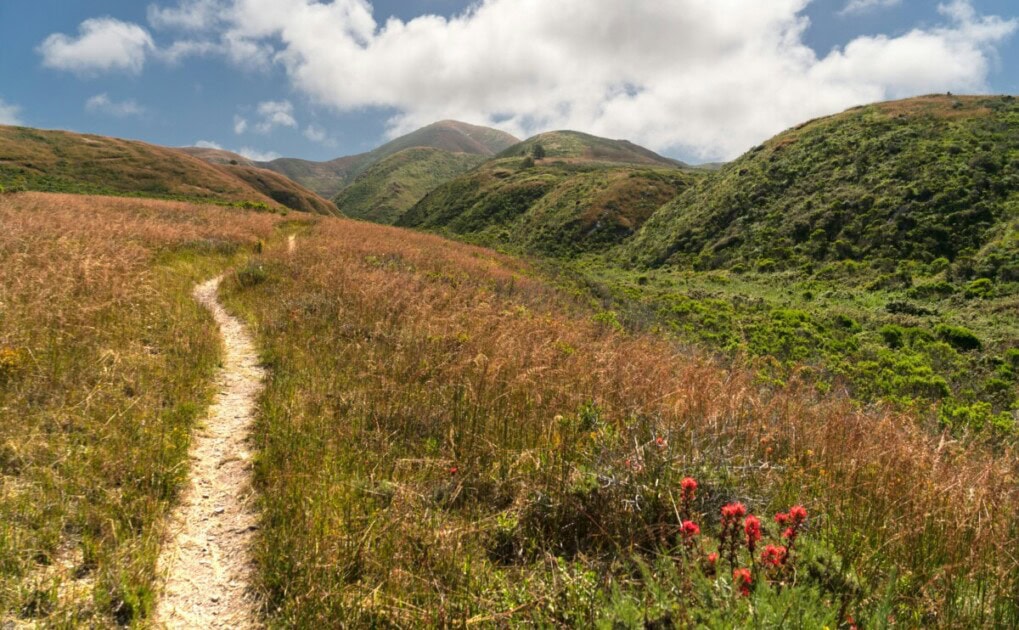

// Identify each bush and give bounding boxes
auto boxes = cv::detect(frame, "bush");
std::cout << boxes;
[935,324,982,352]
[879,325,906,349]
[964,278,994,299]
[906,281,955,299]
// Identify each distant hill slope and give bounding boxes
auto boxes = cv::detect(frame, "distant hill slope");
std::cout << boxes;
[222,164,339,215]
[398,154,697,255]
[623,95,1019,278]
[255,120,520,198]
[498,130,687,167]
[334,147,485,224]
[0,126,338,214]
[179,147,256,167]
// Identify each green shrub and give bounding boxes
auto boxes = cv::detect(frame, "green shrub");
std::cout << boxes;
[935,324,982,351]
[879,325,906,349]
[964,277,994,299]
[906,281,955,299]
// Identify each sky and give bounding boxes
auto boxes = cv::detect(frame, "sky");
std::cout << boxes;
[0,0,1016,164]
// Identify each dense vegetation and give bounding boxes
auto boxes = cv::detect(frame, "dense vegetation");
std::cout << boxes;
[396,96,1018,437]
[334,147,485,224]
[0,126,337,214]
[259,120,519,198]
[399,136,697,255]
[0,193,289,625]
[498,130,686,167]
[624,96,1018,274]
[223,216,1018,627]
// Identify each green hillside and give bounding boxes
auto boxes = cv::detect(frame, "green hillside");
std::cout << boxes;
[260,120,520,197]
[624,95,1019,275]
[398,155,695,255]
[499,130,686,167]
[577,95,1019,436]
[0,126,338,214]
[334,147,485,224]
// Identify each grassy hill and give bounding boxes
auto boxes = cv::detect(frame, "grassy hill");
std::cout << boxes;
[258,120,520,198]
[178,146,256,167]
[5,188,1017,627]
[334,147,485,224]
[0,126,338,214]
[565,95,1019,437]
[398,150,695,255]
[221,164,339,215]
[624,95,1019,274]
[499,130,686,167]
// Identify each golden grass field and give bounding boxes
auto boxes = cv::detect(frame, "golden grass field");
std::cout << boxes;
[1,191,1017,626]
[223,218,1019,626]
[0,193,287,625]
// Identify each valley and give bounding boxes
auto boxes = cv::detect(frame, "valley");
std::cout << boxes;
[0,94,1017,627]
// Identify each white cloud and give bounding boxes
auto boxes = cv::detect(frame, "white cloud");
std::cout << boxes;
[148,0,225,31]
[237,146,280,161]
[191,140,278,161]
[38,18,154,75]
[0,99,23,125]
[234,114,248,134]
[85,93,146,117]
[841,0,901,16]
[303,123,335,146]
[253,100,297,133]
[183,0,1013,160]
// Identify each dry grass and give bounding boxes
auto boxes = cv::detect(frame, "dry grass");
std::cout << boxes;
[224,218,1019,626]
[0,192,287,625]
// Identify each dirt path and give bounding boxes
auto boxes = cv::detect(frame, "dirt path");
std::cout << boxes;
[153,275,264,628]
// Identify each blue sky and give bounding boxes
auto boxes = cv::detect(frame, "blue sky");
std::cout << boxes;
[0,0,1016,163]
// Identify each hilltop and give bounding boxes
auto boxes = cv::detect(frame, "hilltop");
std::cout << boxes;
[623,95,1019,275]
[178,147,256,167]
[398,133,696,255]
[255,120,520,198]
[499,130,685,167]
[334,147,486,224]
[0,126,338,214]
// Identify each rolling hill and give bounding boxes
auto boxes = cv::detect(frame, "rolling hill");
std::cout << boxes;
[178,146,256,167]
[334,147,486,224]
[0,126,338,214]
[255,120,520,198]
[623,95,1019,278]
[498,130,687,167]
[398,143,696,255]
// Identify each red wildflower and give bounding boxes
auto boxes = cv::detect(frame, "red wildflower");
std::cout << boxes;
[655,435,667,448]
[680,477,697,500]
[721,502,747,522]
[774,512,789,526]
[449,466,458,475]
[782,527,796,540]
[681,520,700,539]
[789,505,808,525]
[733,568,753,596]
[761,544,787,567]
[744,515,762,552]
[707,552,718,565]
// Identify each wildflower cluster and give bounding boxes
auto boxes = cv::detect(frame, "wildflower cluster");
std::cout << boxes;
[672,476,809,599]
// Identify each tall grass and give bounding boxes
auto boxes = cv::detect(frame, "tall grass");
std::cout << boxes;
[224,218,1019,626]
[0,192,286,625]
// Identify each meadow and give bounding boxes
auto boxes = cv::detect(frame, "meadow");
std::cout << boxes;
[2,189,1016,627]
[223,217,1019,627]
[0,193,286,625]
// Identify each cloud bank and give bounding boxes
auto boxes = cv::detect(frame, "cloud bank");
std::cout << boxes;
[45,0,1018,159]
